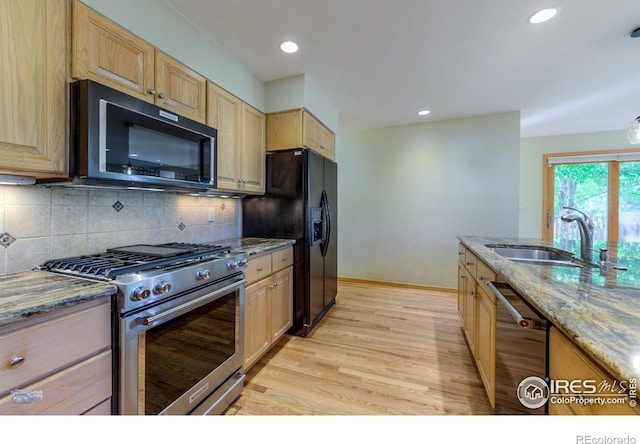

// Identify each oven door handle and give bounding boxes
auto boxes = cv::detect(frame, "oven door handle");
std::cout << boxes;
[139,279,246,327]
[486,281,547,330]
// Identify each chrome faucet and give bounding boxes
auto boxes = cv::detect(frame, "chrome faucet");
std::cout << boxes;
[560,206,594,262]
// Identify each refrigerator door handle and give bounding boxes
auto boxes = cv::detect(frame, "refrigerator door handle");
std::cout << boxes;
[320,190,331,258]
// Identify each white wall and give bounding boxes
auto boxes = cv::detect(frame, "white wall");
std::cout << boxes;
[265,74,339,133]
[519,129,635,238]
[336,111,521,289]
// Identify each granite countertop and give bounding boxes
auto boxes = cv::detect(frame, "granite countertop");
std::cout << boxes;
[226,237,296,256]
[458,235,640,383]
[0,238,294,333]
[0,271,117,331]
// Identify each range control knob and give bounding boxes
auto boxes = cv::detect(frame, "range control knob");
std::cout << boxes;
[227,260,239,270]
[131,286,151,301]
[196,269,210,281]
[154,280,172,294]
[237,258,248,267]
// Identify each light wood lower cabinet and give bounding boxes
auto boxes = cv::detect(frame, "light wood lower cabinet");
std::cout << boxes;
[0,300,112,415]
[475,283,496,408]
[243,247,293,370]
[549,327,639,415]
[457,242,497,408]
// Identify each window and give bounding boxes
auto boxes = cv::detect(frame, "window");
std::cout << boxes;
[542,149,640,255]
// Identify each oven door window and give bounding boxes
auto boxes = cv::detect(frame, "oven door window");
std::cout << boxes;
[102,101,212,184]
[143,293,236,415]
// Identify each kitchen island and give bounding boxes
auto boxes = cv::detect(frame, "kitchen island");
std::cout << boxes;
[458,235,640,413]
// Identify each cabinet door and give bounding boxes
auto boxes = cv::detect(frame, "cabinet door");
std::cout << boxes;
[549,327,639,415]
[0,0,69,178]
[270,267,293,342]
[207,82,242,190]
[320,127,335,160]
[243,280,271,370]
[463,268,476,357]
[302,111,322,152]
[240,103,266,194]
[154,51,207,123]
[476,285,496,408]
[265,109,302,151]
[72,0,154,102]
[457,262,465,325]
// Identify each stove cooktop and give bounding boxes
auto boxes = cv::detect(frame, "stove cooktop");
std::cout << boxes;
[39,242,232,280]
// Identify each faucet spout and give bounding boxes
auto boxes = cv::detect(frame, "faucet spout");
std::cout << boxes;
[561,207,594,262]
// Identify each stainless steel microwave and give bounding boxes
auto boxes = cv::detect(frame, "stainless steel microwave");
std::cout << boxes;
[69,80,216,192]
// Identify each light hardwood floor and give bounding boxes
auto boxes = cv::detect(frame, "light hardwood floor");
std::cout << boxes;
[225,281,493,415]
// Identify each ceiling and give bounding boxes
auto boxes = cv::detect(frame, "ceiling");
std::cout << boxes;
[167,0,640,137]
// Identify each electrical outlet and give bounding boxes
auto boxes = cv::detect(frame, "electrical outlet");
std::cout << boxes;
[208,208,215,222]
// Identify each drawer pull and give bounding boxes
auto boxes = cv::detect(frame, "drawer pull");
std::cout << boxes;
[282,256,288,261]
[9,355,25,367]
[256,266,263,271]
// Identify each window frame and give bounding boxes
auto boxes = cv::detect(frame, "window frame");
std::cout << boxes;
[542,148,640,242]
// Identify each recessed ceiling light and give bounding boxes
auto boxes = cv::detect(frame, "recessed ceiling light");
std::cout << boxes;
[417,110,430,116]
[528,8,559,24]
[280,41,299,54]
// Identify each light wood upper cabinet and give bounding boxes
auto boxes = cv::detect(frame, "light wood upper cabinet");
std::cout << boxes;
[154,51,206,123]
[72,0,206,123]
[266,108,335,160]
[72,0,153,101]
[208,83,242,190]
[207,82,265,194]
[0,0,69,179]
[240,103,266,194]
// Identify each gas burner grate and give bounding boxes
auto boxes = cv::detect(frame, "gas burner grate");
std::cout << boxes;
[39,243,232,279]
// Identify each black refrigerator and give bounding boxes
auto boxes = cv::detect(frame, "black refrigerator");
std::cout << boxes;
[242,148,337,337]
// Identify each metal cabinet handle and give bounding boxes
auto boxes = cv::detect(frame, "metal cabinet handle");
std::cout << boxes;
[282,256,288,261]
[158,92,165,99]
[9,355,25,367]
[149,89,157,95]
[256,266,263,271]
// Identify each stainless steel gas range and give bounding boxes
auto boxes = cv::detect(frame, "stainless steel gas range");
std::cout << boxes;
[38,242,248,415]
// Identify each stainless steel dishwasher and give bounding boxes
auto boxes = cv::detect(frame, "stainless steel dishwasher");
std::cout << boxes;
[487,281,549,415]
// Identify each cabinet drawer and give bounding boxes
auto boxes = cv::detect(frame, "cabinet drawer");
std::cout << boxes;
[464,249,478,278]
[0,350,111,415]
[0,303,111,396]
[476,260,497,288]
[245,253,273,285]
[272,247,293,273]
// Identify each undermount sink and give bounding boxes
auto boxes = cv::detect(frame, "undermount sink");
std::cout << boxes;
[486,245,584,268]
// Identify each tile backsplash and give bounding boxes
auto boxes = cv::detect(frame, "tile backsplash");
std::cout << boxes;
[0,185,241,275]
